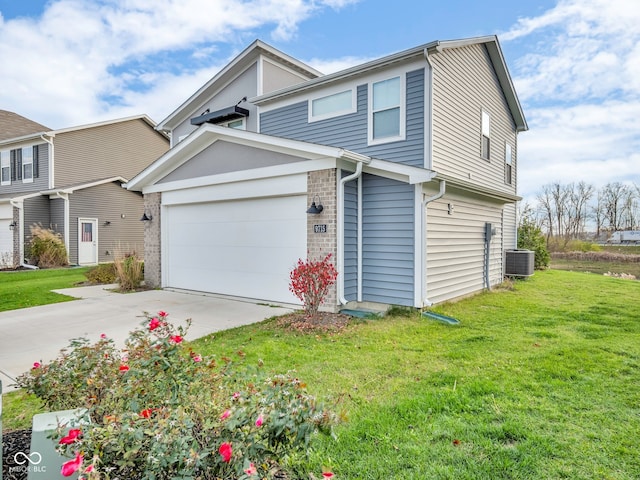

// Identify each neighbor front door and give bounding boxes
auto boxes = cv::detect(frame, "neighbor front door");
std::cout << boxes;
[78,218,98,265]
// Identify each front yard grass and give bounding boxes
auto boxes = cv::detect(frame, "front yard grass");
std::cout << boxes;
[0,267,90,312]
[4,269,639,478]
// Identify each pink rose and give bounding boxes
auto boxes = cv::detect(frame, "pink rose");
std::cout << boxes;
[244,463,258,475]
[59,428,82,445]
[32,362,41,369]
[255,415,264,427]
[61,453,83,477]
[170,335,183,344]
[192,354,203,362]
[220,410,231,420]
[219,442,232,463]
[158,310,168,317]
[149,317,161,331]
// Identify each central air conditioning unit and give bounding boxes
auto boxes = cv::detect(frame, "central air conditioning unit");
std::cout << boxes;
[505,249,534,277]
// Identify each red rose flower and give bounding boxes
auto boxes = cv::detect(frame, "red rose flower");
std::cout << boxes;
[59,429,82,445]
[149,317,161,331]
[158,310,168,317]
[170,335,183,344]
[32,362,41,369]
[218,442,232,463]
[119,364,129,372]
[61,453,82,477]
[140,408,153,418]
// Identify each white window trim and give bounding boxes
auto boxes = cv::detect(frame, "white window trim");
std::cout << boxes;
[308,87,356,123]
[0,150,10,185]
[367,71,406,146]
[22,146,34,183]
[505,142,513,185]
[219,117,246,130]
[481,109,491,161]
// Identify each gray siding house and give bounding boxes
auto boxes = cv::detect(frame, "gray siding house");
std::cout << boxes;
[128,36,527,309]
[0,112,169,267]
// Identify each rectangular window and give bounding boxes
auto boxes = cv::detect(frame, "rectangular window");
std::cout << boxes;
[505,143,513,185]
[22,146,33,182]
[224,118,245,129]
[481,110,490,160]
[0,150,9,185]
[309,89,354,121]
[369,75,405,145]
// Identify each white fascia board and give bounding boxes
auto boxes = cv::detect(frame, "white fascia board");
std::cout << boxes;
[142,157,337,195]
[0,132,50,148]
[42,176,127,196]
[365,158,436,184]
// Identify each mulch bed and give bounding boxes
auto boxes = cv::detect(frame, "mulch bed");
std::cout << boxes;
[273,311,354,333]
[2,429,31,480]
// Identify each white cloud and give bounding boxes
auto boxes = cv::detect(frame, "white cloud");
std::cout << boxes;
[502,0,640,199]
[306,55,377,74]
[0,0,358,128]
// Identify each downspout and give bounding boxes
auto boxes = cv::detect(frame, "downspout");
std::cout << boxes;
[56,192,70,259]
[9,199,37,269]
[337,161,363,305]
[40,134,54,189]
[421,179,446,307]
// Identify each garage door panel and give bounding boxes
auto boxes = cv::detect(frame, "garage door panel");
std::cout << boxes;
[165,195,306,304]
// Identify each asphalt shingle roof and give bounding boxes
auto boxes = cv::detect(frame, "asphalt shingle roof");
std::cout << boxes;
[0,110,50,142]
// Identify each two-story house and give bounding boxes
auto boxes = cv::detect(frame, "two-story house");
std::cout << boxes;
[127,36,527,310]
[0,111,169,268]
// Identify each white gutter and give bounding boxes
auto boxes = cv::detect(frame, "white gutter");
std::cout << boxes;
[55,192,70,258]
[40,134,55,189]
[421,179,446,307]
[423,48,435,170]
[337,161,364,305]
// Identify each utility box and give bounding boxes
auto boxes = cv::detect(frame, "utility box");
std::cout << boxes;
[28,409,88,480]
[505,249,534,277]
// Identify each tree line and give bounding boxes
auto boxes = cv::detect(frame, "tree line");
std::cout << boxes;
[521,181,640,241]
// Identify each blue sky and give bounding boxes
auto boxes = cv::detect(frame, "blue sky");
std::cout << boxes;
[0,0,638,199]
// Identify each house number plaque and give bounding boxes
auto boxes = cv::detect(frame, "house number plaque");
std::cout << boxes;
[313,224,327,233]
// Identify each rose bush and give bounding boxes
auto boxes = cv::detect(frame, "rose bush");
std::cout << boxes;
[16,312,337,479]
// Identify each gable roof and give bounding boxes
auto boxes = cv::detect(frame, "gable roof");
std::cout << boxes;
[251,35,527,132]
[156,40,322,132]
[0,110,50,142]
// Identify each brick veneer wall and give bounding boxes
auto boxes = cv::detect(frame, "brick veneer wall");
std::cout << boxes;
[307,169,338,312]
[143,192,162,287]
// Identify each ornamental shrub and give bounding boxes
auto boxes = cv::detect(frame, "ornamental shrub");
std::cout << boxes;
[85,263,117,284]
[289,253,338,319]
[113,250,144,291]
[16,312,336,479]
[27,224,68,268]
[517,218,550,270]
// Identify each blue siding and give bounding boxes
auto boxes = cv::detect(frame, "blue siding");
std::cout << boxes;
[261,69,425,167]
[361,174,414,306]
[343,173,358,301]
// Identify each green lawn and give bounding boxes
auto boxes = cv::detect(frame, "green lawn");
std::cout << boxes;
[4,270,639,478]
[0,267,89,312]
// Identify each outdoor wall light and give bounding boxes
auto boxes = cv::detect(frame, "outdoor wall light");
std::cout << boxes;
[104,220,111,226]
[9,221,17,231]
[140,212,152,221]
[306,195,324,214]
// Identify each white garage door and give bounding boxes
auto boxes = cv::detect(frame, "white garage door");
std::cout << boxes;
[164,195,307,304]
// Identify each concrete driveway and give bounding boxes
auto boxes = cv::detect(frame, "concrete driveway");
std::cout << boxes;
[0,285,294,393]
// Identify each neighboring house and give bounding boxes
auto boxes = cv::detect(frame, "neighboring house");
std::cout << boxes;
[127,36,527,310]
[0,112,169,267]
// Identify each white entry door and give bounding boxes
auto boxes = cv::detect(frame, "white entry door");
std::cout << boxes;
[78,218,98,265]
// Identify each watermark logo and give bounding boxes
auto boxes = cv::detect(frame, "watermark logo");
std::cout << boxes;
[14,451,43,465]
[9,451,47,474]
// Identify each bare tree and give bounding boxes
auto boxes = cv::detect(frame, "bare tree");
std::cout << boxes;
[600,182,631,231]
[566,181,594,238]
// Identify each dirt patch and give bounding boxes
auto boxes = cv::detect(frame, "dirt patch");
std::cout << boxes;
[273,311,354,334]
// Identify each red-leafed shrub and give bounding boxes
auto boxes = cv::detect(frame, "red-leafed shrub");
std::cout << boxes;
[289,254,338,319]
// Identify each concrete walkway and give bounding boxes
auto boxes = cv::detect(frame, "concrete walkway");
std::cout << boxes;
[0,285,294,393]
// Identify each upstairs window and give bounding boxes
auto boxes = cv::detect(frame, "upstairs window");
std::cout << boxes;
[505,143,513,185]
[22,146,34,183]
[221,118,245,130]
[369,75,405,145]
[309,89,355,122]
[1,150,9,185]
[481,110,491,160]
